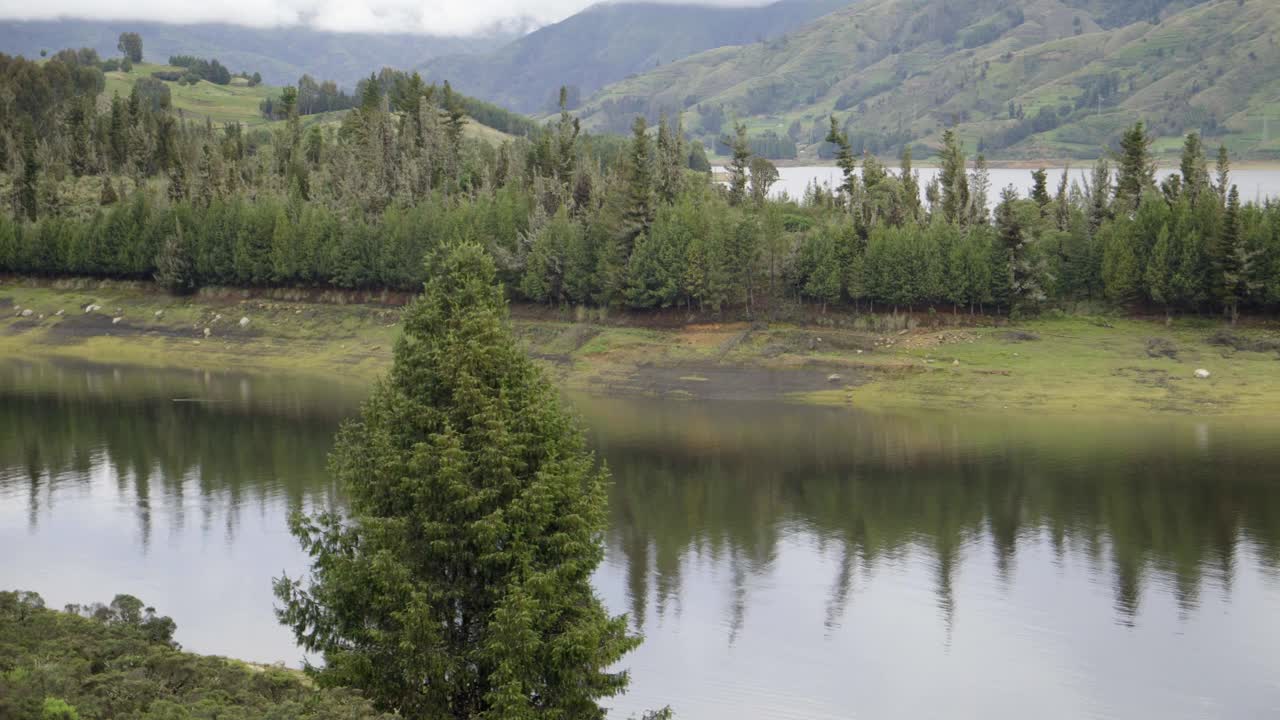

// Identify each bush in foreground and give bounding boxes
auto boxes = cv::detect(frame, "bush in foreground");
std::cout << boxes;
[0,590,392,720]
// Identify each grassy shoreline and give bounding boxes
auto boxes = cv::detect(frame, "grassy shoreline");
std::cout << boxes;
[3,279,1279,416]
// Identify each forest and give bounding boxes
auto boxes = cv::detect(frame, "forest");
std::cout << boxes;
[1,46,1279,321]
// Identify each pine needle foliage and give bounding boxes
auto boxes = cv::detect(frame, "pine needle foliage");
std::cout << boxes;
[275,242,638,719]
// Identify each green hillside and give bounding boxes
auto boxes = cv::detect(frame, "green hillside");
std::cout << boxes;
[575,0,1280,161]
[98,63,522,144]
[0,19,517,89]
[102,63,276,126]
[421,0,854,114]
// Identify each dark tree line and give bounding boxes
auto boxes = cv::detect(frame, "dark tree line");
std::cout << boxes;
[2,47,1280,321]
[167,55,233,85]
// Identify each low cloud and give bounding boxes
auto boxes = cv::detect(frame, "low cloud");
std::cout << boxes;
[0,0,778,36]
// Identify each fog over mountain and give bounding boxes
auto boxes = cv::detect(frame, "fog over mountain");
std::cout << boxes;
[0,0,784,35]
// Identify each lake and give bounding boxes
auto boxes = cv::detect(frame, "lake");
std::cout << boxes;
[745,166,1280,206]
[3,358,1280,719]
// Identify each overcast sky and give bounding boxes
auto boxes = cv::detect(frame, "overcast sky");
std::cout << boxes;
[0,0,775,36]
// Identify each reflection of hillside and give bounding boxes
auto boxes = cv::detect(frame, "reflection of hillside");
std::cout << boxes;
[0,359,365,422]
[5,369,1279,642]
[0,392,344,546]
[578,396,1280,633]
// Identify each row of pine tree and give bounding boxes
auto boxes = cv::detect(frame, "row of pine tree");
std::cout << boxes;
[2,47,1279,319]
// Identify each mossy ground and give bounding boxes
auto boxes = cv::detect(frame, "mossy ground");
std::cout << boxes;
[3,279,1278,416]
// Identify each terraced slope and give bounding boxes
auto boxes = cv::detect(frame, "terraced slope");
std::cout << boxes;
[420,0,855,114]
[575,0,1280,161]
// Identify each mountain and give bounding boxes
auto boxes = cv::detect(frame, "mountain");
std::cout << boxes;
[0,20,522,89]
[419,0,855,115]
[574,0,1280,161]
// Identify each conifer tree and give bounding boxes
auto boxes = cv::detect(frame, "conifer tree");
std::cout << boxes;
[573,170,594,214]
[994,186,1046,315]
[67,100,93,177]
[655,113,684,204]
[1101,216,1140,305]
[1054,167,1071,231]
[939,129,969,225]
[967,154,989,225]
[167,156,187,204]
[1215,184,1253,323]
[726,123,750,207]
[1171,219,1204,311]
[441,80,467,147]
[824,116,858,204]
[622,116,656,249]
[899,145,921,223]
[440,81,467,188]
[109,92,129,171]
[555,86,581,188]
[1030,168,1051,209]
[275,242,637,718]
[18,124,38,222]
[724,214,761,313]
[1215,145,1230,205]
[861,150,886,190]
[1113,121,1155,208]
[1144,224,1175,319]
[154,219,195,294]
[1179,132,1209,202]
[1087,158,1111,233]
[197,144,220,207]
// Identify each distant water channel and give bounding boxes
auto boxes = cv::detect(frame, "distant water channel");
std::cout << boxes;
[738,165,1280,206]
[3,359,1279,719]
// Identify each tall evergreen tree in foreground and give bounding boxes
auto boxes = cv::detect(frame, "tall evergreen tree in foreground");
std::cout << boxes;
[275,243,637,718]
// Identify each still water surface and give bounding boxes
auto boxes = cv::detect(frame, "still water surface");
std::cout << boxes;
[763,166,1280,206]
[3,359,1280,719]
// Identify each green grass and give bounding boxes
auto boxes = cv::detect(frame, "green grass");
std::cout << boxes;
[4,281,1279,416]
[0,281,399,386]
[98,65,519,144]
[803,317,1280,416]
[103,63,277,127]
